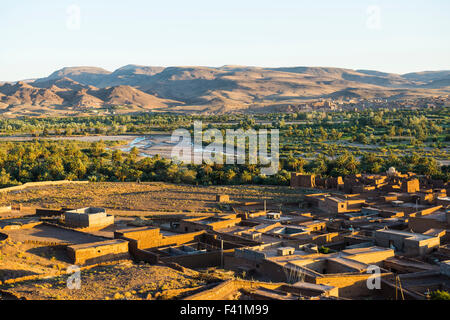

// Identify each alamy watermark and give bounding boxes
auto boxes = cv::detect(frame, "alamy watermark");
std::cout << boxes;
[366,5,382,30]
[171,121,280,175]
[66,4,81,31]
[66,265,81,290]
[366,265,381,290]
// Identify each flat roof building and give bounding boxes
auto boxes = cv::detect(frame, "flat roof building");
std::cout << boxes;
[64,207,114,229]
[374,229,440,257]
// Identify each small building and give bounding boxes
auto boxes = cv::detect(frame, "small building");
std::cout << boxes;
[291,173,316,188]
[277,247,295,256]
[64,207,114,228]
[177,215,241,233]
[216,194,230,202]
[67,239,129,265]
[266,212,281,220]
[316,195,365,214]
[373,229,440,256]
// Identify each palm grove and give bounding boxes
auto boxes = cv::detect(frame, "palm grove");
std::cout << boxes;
[0,107,448,188]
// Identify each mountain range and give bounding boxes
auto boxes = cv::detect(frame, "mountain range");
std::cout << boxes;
[0,65,449,117]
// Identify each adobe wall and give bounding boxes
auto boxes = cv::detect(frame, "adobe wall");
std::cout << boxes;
[379,278,424,300]
[114,227,162,243]
[200,233,246,250]
[326,259,358,274]
[314,273,391,298]
[65,212,114,228]
[67,239,130,265]
[160,249,234,269]
[374,232,407,252]
[0,180,89,193]
[404,237,440,256]
[307,232,342,246]
[403,179,420,193]
[115,227,206,250]
[417,205,443,217]
[35,208,65,216]
[344,249,394,265]
[184,279,283,300]
[216,195,230,202]
[278,283,339,297]
[257,259,290,282]
[290,173,315,188]
[204,230,260,247]
[209,218,242,230]
[225,250,295,282]
[132,248,159,264]
[408,216,447,233]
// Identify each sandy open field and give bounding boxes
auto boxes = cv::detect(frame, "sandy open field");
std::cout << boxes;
[1,261,213,300]
[0,182,302,215]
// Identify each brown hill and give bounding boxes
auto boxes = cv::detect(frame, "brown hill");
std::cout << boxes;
[0,81,64,106]
[0,65,449,116]
[92,85,178,109]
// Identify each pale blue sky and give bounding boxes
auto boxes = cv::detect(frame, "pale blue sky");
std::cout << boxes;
[1,0,449,81]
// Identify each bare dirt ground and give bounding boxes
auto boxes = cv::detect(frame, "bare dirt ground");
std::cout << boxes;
[0,182,302,215]
[0,240,70,282]
[1,261,212,300]
[0,181,301,300]
[4,224,106,244]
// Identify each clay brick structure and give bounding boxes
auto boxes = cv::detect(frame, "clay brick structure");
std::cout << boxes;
[305,194,365,214]
[64,207,114,228]
[373,229,440,256]
[291,173,316,188]
[177,215,241,233]
[403,179,420,193]
[114,226,205,250]
[67,239,129,264]
[216,194,230,202]
[226,244,394,298]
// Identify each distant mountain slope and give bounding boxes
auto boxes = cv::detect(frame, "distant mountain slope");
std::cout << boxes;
[0,65,448,116]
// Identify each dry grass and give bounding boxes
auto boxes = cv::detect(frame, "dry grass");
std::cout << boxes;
[0,182,301,215]
[1,262,210,300]
[0,240,70,282]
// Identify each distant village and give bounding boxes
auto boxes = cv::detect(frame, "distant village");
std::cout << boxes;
[285,95,450,112]
[0,166,449,300]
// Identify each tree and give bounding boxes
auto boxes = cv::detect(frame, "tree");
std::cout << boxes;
[0,169,18,187]
[430,290,450,300]
[240,171,253,184]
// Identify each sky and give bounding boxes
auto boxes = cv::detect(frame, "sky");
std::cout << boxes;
[1,0,449,81]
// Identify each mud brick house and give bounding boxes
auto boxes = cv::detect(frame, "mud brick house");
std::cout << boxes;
[290,173,316,188]
[64,207,114,228]
[67,239,129,264]
[408,208,450,233]
[226,244,394,298]
[176,214,242,233]
[216,194,230,202]
[402,179,420,193]
[374,229,440,256]
[304,194,365,214]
